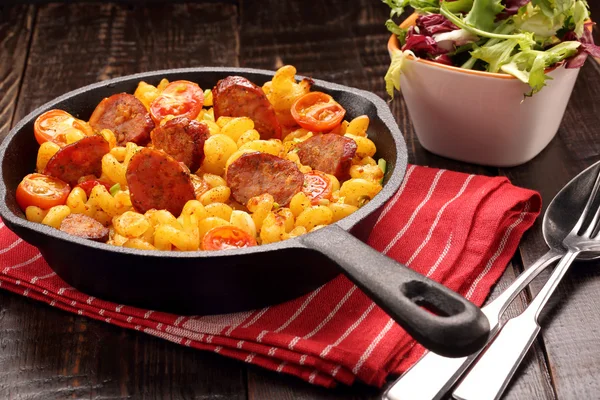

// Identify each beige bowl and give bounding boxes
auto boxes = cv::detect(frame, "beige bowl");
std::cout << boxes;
[388,15,581,167]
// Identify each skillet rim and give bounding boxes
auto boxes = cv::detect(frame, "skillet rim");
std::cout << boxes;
[0,67,408,259]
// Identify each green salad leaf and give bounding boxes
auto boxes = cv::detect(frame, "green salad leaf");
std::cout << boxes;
[500,41,581,95]
[385,49,414,98]
[464,0,505,32]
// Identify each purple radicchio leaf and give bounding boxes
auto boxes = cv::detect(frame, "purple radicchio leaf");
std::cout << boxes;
[497,0,530,20]
[401,26,449,56]
[416,14,459,36]
[566,22,600,69]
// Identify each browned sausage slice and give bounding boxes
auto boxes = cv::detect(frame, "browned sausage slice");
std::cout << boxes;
[226,152,303,205]
[89,93,155,146]
[44,135,110,186]
[60,214,110,242]
[212,76,282,140]
[126,148,195,216]
[296,134,357,180]
[150,116,209,172]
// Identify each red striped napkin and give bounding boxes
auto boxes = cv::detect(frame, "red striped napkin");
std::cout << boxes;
[0,165,540,388]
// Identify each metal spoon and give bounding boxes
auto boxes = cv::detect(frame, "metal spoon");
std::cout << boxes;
[383,161,600,400]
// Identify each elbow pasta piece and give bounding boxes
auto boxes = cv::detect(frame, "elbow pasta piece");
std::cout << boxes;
[330,120,349,135]
[284,226,307,239]
[154,224,196,251]
[198,217,231,242]
[98,129,117,149]
[289,192,311,217]
[230,210,257,238]
[236,129,260,147]
[216,116,234,128]
[134,81,161,110]
[180,200,208,223]
[156,78,169,91]
[295,206,333,231]
[262,65,311,112]
[329,203,358,223]
[102,153,128,187]
[203,134,238,175]
[221,117,254,142]
[275,208,295,232]
[339,178,382,207]
[260,212,287,244]
[36,141,61,172]
[201,173,226,188]
[283,128,312,143]
[345,115,369,137]
[201,120,220,136]
[26,206,48,223]
[88,185,119,217]
[123,238,156,250]
[355,156,377,166]
[204,203,233,221]
[146,209,183,230]
[349,164,384,183]
[65,129,86,145]
[108,231,130,246]
[200,186,231,205]
[93,210,112,226]
[247,193,274,231]
[344,134,376,158]
[327,174,340,191]
[238,140,284,157]
[109,146,127,162]
[113,211,151,238]
[41,205,71,229]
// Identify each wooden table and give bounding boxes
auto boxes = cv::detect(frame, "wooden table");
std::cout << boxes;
[1,1,599,398]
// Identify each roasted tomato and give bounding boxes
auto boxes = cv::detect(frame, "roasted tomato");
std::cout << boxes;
[302,171,333,204]
[16,173,70,211]
[34,110,93,147]
[150,80,204,124]
[290,92,346,132]
[76,179,112,197]
[202,226,257,250]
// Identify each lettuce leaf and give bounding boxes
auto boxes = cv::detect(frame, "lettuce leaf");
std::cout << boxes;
[464,0,505,32]
[500,41,581,95]
[385,49,415,99]
[470,38,521,72]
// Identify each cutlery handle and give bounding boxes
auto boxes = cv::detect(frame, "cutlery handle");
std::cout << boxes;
[382,249,562,400]
[451,316,540,400]
[452,250,580,400]
[301,225,490,358]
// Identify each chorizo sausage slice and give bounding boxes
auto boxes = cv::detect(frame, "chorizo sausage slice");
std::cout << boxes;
[44,135,110,186]
[150,116,209,172]
[296,134,357,180]
[89,93,155,146]
[226,152,303,205]
[212,76,282,140]
[60,214,110,242]
[126,148,196,216]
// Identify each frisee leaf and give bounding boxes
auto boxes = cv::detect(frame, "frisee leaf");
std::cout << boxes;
[384,49,414,99]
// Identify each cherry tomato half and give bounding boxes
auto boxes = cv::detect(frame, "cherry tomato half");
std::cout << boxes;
[202,226,257,251]
[16,173,71,211]
[302,171,333,204]
[76,179,112,197]
[150,80,204,124]
[290,92,346,132]
[34,109,93,147]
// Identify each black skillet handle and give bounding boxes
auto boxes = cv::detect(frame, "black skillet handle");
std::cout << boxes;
[301,225,490,358]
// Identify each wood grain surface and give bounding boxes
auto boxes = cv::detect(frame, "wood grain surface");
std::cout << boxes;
[1,1,600,399]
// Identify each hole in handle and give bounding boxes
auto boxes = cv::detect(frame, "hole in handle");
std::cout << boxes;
[401,281,466,317]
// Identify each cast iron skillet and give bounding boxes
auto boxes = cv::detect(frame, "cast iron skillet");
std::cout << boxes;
[0,67,489,357]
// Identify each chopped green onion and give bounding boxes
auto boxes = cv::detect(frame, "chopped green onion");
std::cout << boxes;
[110,183,121,196]
[378,158,387,184]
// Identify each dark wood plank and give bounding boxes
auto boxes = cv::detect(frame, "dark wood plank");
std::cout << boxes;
[501,59,600,400]
[14,2,240,122]
[1,2,247,399]
[0,4,35,141]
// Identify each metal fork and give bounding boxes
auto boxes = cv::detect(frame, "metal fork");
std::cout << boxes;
[452,169,600,400]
